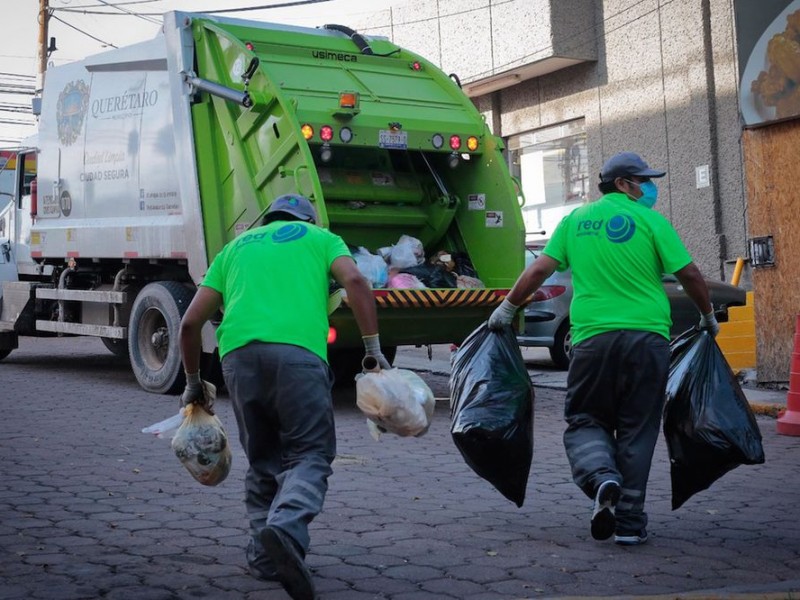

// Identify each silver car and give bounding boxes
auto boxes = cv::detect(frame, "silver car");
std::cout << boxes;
[517,245,747,369]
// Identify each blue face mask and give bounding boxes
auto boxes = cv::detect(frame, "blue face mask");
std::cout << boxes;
[636,180,658,208]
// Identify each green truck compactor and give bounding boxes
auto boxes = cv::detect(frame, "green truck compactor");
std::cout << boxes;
[0,12,525,391]
[190,15,525,374]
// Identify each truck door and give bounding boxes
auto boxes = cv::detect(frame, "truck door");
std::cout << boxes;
[0,153,19,287]
[12,151,38,277]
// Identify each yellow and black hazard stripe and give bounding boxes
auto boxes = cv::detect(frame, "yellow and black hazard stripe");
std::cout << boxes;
[342,288,510,309]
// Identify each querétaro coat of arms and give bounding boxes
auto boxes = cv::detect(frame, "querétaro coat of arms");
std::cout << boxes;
[56,80,90,146]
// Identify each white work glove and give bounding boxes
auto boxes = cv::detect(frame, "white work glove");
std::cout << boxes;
[699,310,720,337]
[488,298,519,331]
[362,334,392,371]
[180,372,217,415]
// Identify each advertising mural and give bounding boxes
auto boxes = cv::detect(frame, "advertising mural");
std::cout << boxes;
[736,0,800,127]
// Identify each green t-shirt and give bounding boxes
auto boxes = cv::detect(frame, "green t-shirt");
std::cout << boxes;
[201,221,352,361]
[543,192,692,346]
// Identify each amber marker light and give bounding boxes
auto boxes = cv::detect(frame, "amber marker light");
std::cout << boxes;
[339,92,359,109]
[467,136,479,151]
[301,124,314,140]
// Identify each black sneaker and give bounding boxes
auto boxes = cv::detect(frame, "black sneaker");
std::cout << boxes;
[260,526,316,600]
[247,563,280,582]
[615,528,648,546]
[591,480,620,540]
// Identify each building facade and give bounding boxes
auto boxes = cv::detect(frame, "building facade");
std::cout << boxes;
[355,0,748,285]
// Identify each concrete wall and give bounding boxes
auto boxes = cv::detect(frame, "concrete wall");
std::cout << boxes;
[354,0,750,286]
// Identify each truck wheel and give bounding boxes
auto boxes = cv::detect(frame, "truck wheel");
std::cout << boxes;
[128,282,194,394]
[549,321,572,370]
[0,348,11,361]
[329,345,397,387]
[101,337,129,358]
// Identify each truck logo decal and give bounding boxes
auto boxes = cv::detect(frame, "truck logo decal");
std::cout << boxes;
[57,80,90,146]
[311,50,358,62]
[60,191,72,217]
[91,89,158,118]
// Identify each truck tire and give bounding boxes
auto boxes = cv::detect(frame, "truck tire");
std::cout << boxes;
[101,337,129,358]
[128,281,194,394]
[0,348,11,361]
[329,345,397,387]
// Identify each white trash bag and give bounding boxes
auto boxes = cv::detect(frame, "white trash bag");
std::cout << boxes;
[356,367,435,439]
[143,392,232,487]
[389,234,425,269]
[171,403,232,486]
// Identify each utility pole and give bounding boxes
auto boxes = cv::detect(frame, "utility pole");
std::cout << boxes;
[37,0,50,90]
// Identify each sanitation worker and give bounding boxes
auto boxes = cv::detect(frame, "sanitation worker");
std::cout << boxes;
[178,194,390,600]
[489,152,719,546]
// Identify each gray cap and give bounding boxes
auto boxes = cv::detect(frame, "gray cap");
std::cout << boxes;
[264,194,317,224]
[600,152,666,182]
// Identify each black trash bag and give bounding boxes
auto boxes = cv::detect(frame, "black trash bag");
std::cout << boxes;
[450,323,534,507]
[399,264,458,288]
[663,328,765,510]
[452,252,478,278]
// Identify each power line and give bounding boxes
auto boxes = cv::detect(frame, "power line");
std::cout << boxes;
[56,0,161,7]
[51,13,118,48]
[62,0,334,16]
[0,72,36,80]
[0,119,35,126]
[95,0,161,24]
[207,0,332,14]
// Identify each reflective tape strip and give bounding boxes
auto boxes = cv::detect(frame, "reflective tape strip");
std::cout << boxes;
[342,288,509,309]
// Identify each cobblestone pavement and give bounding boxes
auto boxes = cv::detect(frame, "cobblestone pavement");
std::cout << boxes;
[1,337,800,600]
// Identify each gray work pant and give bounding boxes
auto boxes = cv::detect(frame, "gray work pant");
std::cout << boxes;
[222,342,335,573]
[563,330,670,533]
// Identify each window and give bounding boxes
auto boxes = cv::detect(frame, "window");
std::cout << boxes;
[507,119,587,242]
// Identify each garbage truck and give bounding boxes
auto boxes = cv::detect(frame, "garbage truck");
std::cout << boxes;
[0,11,525,393]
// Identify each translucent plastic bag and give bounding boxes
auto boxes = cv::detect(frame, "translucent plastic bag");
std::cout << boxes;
[389,234,425,269]
[170,403,233,487]
[142,410,185,439]
[663,329,765,509]
[353,246,389,288]
[386,272,426,289]
[450,323,534,507]
[356,368,435,439]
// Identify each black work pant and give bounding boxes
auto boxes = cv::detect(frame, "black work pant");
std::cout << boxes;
[222,342,335,575]
[563,330,670,534]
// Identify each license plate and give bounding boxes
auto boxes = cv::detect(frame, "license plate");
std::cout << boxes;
[378,130,408,149]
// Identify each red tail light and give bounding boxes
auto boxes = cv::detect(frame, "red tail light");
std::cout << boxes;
[532,285,566,302]
[320,125,333,142]
[327,326,337,344]
[449,135,461,150]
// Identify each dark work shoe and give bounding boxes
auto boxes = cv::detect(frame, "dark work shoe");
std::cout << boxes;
[247,563,280,582]
[591,480,620,540]
[615,528,648,546]
[260,526,316,600]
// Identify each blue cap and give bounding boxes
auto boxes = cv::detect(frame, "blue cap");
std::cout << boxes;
[264,194,317,224]
[600,152,666,182]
